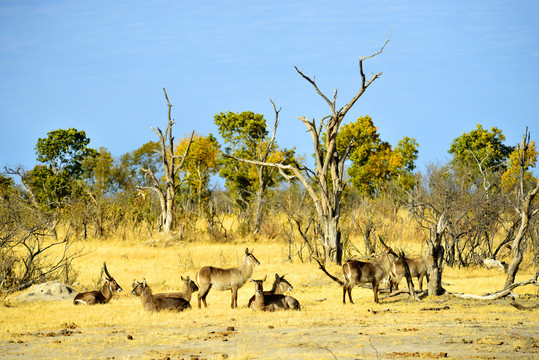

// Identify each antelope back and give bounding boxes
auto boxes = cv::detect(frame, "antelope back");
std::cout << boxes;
[132,279,191,312]
[198,248,260,290]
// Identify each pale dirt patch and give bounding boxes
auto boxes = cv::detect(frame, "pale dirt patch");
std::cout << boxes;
[1,295,538,360]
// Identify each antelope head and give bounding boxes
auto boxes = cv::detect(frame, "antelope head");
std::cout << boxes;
[245,248,260,267]
[103,262,123,293]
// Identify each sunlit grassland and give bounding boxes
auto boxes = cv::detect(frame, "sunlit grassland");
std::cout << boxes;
[3,236,537,326]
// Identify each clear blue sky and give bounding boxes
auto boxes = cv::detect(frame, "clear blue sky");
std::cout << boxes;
[1,1,537,178]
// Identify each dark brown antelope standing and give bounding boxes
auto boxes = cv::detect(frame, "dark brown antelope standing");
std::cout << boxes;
[131,279,191,312]
[159,276,199,302]
[342,246,398,304]
[196,248,260,309]
[73,262,122,305]
[389,256,428,292]
[247,273,293,308]
[248,277,300,311]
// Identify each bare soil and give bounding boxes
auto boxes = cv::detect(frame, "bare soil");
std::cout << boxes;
[1,294,538,360]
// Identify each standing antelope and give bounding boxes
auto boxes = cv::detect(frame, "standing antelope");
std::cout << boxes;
[196,248,260,309]
[389,256,428,292]
[249,276,300,311]
[247,273,293,308]
[73,262,122,305]
[131,279,191,312]
[342,246,398,304]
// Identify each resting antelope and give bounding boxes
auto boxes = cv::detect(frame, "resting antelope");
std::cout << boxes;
[249,276,300,311]
[73,262,122,305]
[247,273,293,308]
[159,276,199,302]
[131,279,191,312]
[389,256,428,292]
[343,246,398,304]
[196,248,260,309]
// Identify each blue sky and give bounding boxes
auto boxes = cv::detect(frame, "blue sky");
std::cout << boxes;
[1,1,538,179]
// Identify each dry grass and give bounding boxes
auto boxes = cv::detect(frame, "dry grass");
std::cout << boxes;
[1,238,538,359]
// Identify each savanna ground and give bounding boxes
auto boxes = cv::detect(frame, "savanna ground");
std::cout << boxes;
[1,239,538,360]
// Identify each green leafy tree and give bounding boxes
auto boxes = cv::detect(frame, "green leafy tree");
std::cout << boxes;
[77,147,127,238]
[7,128,96,239]
[449,124,513,182]
[338,116,419,197]
[216,108,297,234]
[176,133,221,215]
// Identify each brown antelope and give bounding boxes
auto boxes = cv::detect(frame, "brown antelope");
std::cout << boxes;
[389,256,428,292]
[159,276,199,302]
[73,262,122,305]
[247,273,293,308]
[342,246,398,304]
[249,277,300,311]
[196,248,260,309]
[131,279,191,312]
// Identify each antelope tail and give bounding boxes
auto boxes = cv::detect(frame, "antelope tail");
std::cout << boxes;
[314,258,344,286]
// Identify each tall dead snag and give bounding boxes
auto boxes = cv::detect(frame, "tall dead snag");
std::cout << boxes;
[225,35,390,264]
[426,217,447,296]
[139,88,194,234]
[504,129,539,288]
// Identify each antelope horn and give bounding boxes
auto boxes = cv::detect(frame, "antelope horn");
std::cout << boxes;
[103,262,112,279]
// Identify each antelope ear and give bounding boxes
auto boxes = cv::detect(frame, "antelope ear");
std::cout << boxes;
[245,248,249,254]
[275,273,279,279]
[181,276,185,281]
[262,275,267,281]
[249,277,255,283]
[142,278,146,286]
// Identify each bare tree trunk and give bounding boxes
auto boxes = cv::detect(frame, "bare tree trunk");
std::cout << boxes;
[138,88,194,235]
[504,130,539,289]
[253,168,267,235]
[504,180,539,287]
[427,219,446,296]
[322,217,342,264]
[223,35,390,264]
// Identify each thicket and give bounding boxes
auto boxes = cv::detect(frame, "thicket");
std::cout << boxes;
[1,112,538,294]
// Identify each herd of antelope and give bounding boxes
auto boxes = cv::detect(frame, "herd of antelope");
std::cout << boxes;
[73,245,428,311]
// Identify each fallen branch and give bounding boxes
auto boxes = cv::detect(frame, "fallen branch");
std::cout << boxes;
[368,308,398,315]
[449,271,538,300]
[420,305,450,311]
[510,302,539,311]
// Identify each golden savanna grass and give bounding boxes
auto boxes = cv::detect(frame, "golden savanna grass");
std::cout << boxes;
[1,235,538,359]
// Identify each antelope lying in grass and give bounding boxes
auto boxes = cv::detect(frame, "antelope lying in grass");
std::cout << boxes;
[247,273,294,308]
[159,276,199,302]
[249,276,300,311]
[343,246,398,303]
[131,279,191,312]
[196,248,260,309]
[73,262,122,305]
[389,256,428,292]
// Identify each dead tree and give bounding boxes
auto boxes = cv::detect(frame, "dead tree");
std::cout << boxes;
[225,34,390,264]
[504,129,539,288]
[138,88,194,234]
